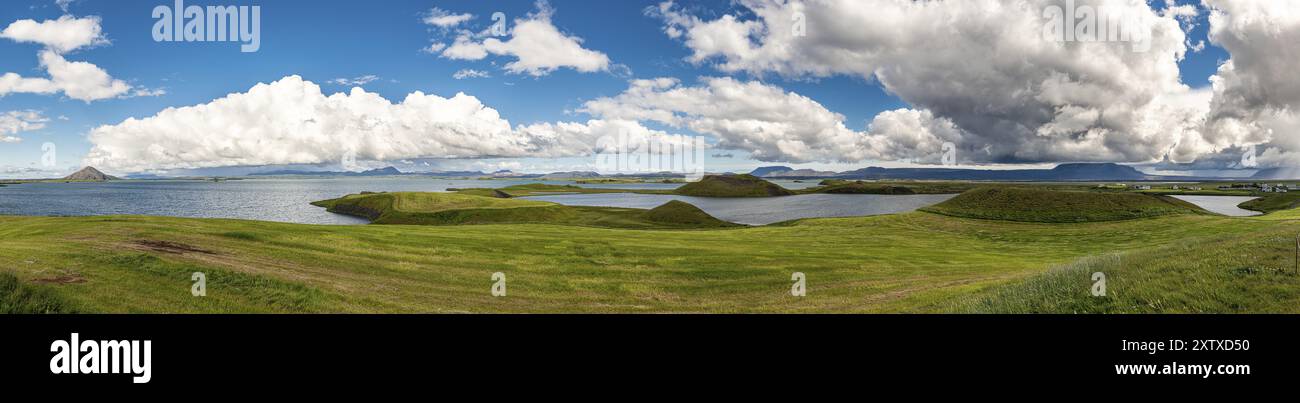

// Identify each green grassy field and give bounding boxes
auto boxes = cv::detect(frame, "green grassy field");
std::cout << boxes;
[6,183,1300,313]
[0,206,1287,313]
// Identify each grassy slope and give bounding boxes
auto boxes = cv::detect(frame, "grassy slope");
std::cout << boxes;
[1239,192,1300,214]
[0,210,1277,313]
[959,223,1300,313]
[921,187,1209,223]
[1257,207,1300,221]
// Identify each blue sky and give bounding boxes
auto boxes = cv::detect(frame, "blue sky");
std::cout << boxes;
[0,0,1244,177]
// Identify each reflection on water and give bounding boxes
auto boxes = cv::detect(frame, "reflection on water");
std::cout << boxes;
[523,193,956,225]
[1171,195,1262,217]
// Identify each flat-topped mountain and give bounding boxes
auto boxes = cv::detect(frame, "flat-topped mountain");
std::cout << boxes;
[837,163,1151,181]
[541,171,601,179]
[63,167,117,181]
[749,166,794,177]
[744,163,1164,181]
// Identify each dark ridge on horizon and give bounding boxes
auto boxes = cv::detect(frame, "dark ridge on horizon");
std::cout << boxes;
[97,162,1300,182]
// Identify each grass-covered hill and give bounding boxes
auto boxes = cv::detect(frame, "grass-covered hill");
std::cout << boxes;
[312,192,738,229]
[920,187,1209,223]
[641,200,737,228]
[674,174,796,197]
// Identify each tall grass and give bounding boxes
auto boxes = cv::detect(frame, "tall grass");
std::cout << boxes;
[955,253,1125,313]
[959,227,1300,313]
[0,272,74,314]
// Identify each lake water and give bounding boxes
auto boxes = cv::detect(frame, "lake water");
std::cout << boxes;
[0,178,599,225]
[523,193,957,225]
[0,177,948,226]
[1171,195,1262,217]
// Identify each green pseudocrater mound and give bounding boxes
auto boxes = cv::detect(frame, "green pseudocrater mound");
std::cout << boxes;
[920,187,1209,223]
[640,200,734,227]
[312,192,739,229]
[673,175,796,197]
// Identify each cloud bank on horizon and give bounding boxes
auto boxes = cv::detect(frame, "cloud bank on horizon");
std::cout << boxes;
[6,0,1300,173]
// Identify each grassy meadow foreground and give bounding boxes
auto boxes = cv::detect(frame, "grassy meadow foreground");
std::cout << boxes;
[3,180,1300,313]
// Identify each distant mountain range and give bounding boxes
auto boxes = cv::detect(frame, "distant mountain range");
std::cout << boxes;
[749,163,1232,181]
[1251,167,1300,180]
[540,171,601,179]
[250,167,488,177]
[748,166,795,177]
[103,163,1300,182]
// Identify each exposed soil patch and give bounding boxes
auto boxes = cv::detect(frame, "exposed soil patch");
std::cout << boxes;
[133,240,216,255]
[31,275,87,284]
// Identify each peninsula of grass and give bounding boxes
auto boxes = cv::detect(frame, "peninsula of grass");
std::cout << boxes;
[450,183,674,198]
[576,178,645,184]
[312,192,552,221]
[674,174,796,197]
[806,180,917,195]
[920,187,1209,223]
[313,191,739,229]
[1239,192,1300,214]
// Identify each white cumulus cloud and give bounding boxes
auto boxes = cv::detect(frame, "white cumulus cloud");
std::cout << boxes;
[0,14,105,53]
[582,77,964,163]
[84,76,680,172]
[0,15,132,102]
[650,0,1218,165]
[423,7,473,28]
[1201,0,1300,167]
[453,69,491,80]
[328,75,380,86]
[0,110,48,143]
[437,1,610,76]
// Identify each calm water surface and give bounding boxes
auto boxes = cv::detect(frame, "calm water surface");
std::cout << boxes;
[1171,195,1262,217]
[0,178,586,225]
[0,177,949,225]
